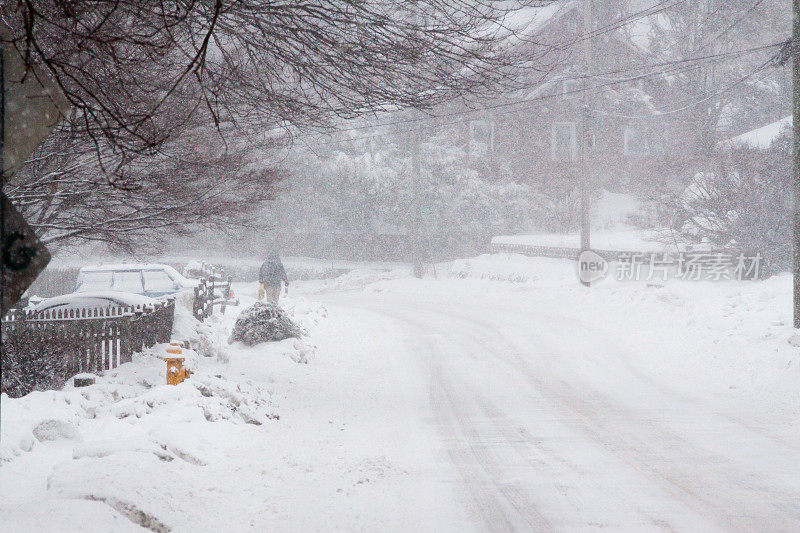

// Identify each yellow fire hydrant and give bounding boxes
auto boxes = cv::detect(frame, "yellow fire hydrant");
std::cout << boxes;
[164,345,192,385]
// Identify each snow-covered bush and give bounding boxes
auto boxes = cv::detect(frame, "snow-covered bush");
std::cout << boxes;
[228,302,304,346]
[1,338,69,398]
[657,132,792,276]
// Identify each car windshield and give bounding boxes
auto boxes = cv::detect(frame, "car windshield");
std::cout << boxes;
[111,271,144,293]
[143,270,175,293]
[75,271,112,292]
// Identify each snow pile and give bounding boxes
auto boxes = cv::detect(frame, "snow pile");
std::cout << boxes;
[228,302,304,346]
[1,500,146,532]
[1,342,278,464]
[171,297,227,359]
[77,347,273,425]
[0,389,88,461]
[1,290,336,531]
[181,259,208,279]
[281,296,328,331]
[447,254,538,283]
[444,253,575,285]
[231,337,313,365]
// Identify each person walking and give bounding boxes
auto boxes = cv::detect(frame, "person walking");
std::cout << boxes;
[258,251,289,304]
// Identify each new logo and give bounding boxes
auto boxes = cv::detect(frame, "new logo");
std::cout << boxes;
[577,250,608,284]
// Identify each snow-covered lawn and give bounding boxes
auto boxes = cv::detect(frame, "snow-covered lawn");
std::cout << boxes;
[2,253,799,531]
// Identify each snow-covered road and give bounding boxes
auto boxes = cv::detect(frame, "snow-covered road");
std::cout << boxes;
[3,256,800,531]
[319,286,800,532]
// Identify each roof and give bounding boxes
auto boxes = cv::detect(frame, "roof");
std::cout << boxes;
[724,116,792,150]
[503,2,656,104]
[78,263,188,282]
[500,1,579,39]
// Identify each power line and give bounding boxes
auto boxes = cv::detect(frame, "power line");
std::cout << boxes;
[299,0,692,139]
[593,55,775,121]
[299,42,781,148]
[509,0,686,56]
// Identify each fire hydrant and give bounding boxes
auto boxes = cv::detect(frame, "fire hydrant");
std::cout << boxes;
[164,345,192,385]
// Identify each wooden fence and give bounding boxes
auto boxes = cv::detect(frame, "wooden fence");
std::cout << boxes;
[1,300,175,396]
[192,276,232,320]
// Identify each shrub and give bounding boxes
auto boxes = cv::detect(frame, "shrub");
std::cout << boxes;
[650,130,792,277]
[228,302,304,346]
[1,333,69,398]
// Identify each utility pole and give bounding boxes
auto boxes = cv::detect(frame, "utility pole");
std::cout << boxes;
[410,1,424,278]
[1,40,5,312]
[411,123,424,278]
[579,0,593,286]
[793,0,800,328]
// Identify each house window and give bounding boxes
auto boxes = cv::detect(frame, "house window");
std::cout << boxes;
[562,79,581,100]
[469,119,494,158]
[624,124,650,156]
[552,122,578,162]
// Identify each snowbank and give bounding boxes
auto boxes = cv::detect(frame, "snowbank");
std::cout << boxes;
[0,342,276,464]
[1,291,330,530]
[171,296,227,359]
[1,499,147,532]
[296,267,408,293]
[446,253,574,284]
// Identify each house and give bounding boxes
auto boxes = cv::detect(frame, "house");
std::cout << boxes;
[433,1,677,225]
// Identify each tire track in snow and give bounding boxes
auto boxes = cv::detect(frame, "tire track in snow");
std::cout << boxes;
[400,311,682,531]
[403,329,553,532]
[412,301,800,532]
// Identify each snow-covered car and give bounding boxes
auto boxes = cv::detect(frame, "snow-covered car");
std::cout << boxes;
[182,260,213,280]
[73,264,199,299]
[31,291,157,314]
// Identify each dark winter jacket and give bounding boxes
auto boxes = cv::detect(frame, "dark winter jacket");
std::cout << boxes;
[259,255,289,286]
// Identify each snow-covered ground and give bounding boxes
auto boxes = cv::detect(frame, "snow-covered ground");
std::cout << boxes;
[492,190,685,252]
[491,229,669,252]
[3,253,799,531]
